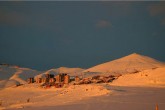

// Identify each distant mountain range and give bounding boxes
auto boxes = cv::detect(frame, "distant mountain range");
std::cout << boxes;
[0,53,165,88]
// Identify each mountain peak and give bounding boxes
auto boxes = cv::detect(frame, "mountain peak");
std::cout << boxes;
[130,53,140,55]
[84,53,165,74]
[126,53,142,57]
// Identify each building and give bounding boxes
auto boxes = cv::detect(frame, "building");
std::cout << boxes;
[45,74,54,79]
[35,78,42,83]
[42,77,49,83]
[55,73,70,84]
[55,74,62,83]
[75,76,80,82]
[27,77,34,84]
[64,74,70,84]
[49,78,55,83]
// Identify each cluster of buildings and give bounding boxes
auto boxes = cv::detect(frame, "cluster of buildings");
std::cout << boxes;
[27,73,73,87]
[27,73,117,88]
[74,75,116,85]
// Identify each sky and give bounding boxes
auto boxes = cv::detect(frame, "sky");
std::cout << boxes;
[0,1,165,71]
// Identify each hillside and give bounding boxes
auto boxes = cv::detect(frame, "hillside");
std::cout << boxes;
[0,65,18,80]
[84,53,165,75]
[0,65,40,88]
[35,67,85,79]
[111,67,165,87]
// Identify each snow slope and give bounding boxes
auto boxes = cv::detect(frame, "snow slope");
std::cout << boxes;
[84,53,165,75]
[111,67,165,87]
[0,65,40,88]
[0,84,109,109]
[55,67,84,74]
[35,67,84,79]
[0,65,18,80]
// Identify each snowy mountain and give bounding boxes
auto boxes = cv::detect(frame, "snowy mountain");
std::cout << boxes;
[55,67,85,74]
[84,53,165,75]
[35,67,85,79]
[0,65,40,88]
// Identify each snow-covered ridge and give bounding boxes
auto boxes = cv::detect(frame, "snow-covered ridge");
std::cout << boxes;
[1,53,165,88]
[84,53,165,75]
[0,65,40,88]
[35,67,85,79]
[0,65,84,88]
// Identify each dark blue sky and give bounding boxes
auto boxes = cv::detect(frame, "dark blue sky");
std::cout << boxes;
[0,1,165,70]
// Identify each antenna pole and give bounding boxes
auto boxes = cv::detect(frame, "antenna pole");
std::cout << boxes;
[156,104,158,110]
